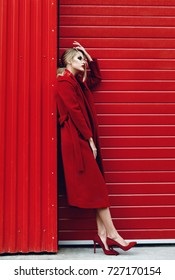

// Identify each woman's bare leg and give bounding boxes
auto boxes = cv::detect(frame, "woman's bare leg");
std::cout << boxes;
[96,211,109,249]
[96,207,128,246]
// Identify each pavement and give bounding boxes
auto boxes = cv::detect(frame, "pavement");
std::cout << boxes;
[1,243,175,260]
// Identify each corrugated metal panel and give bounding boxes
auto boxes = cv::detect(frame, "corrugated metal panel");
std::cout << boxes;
[58,0,175,241]
[0,0,57,253]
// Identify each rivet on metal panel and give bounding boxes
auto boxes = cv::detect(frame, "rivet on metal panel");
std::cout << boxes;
[52,84,54,87]
[52,57,55,60]
[52,29,55,32]
[51,112,54,116]
[52,236,55,240]
[43,229,46,232]
[52,172,54,175]
[52,204,54,207]
[51,2,54,5]
[52,137,54,141]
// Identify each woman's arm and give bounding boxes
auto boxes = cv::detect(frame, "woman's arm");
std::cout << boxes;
[73,41,93,62]
[89,137,97,159]
[73,41,102,89]
[57,80,92,140]
[86,59,102,89]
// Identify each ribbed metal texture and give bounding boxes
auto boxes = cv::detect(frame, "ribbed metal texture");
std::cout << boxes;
[0,0,57,253]
[59,0,175,241]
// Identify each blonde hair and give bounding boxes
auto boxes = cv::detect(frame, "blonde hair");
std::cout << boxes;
[60,48,87,82]
[57,67,65,77]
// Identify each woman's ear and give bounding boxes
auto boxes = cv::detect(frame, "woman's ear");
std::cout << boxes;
[67,59,72,65]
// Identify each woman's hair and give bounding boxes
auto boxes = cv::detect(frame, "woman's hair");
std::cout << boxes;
[59,48,87,82]
[56,67,65,77]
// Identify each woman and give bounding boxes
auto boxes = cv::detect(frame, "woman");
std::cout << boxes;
[56,41,136,255]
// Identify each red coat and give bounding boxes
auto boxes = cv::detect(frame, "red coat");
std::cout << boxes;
[56,60,109,208]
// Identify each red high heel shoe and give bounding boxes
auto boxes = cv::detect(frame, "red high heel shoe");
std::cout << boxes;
[93,234,119,256]
[107,237,137,251]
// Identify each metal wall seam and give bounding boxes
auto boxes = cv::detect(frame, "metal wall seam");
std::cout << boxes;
[48,0,58,251]
[29,0,42,252]
[40,0,58,252]
[16,0,30,253]
[3,0,18,253]
[0,0,7,253]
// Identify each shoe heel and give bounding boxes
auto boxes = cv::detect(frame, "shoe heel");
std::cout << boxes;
[93,241,96,254]
[93,234,119,256]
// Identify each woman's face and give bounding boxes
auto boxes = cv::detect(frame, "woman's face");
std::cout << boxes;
[70,51,87,74]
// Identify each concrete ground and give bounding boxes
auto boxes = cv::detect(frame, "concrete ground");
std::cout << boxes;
[1,243,175,260]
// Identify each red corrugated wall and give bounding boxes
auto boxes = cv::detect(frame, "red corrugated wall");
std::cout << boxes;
[0,0,57,253]
[58,0,175,241]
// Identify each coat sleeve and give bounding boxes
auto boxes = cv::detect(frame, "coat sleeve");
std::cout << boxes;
[57,80,92,140]
[86,59,102,89]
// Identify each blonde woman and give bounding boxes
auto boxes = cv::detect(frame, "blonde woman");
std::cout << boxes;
[56,41,136,255]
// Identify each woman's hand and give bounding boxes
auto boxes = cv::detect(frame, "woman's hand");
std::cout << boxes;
[89,137,97,159]
[73,41,93,62]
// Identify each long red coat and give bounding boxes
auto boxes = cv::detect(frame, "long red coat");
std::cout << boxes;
[56,60,109,208]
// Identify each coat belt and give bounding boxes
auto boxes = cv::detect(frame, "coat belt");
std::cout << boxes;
[58,114,84,172]
[59,114,69,126]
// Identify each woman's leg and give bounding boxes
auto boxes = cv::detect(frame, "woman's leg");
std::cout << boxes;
[96,211,109,249]
[96,207,128,246]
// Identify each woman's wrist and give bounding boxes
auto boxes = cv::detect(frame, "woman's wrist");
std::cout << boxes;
[85,53,93,62]
[89,137,93,143]
[89,138,97,149]
[89,137,97,159]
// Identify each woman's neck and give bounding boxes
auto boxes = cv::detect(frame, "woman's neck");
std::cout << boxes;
[66,65,77,76]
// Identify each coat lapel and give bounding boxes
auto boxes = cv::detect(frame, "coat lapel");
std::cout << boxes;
[63,70,93,131]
